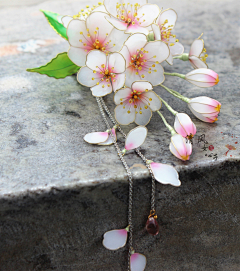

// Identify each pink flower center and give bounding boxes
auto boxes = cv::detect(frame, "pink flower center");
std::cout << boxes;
[116,3,141,26]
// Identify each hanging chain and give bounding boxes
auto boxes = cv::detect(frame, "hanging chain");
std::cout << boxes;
[100,97,156,212]
[96,97,133,270]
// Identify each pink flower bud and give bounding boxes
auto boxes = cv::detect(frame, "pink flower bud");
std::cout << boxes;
[174,113,197,140]
[169,134,192,161]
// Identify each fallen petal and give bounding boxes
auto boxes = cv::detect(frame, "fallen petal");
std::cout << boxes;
[102,228,128,250]
[125,126,148,150]
[130,253,147,271]
[84,131,109,144]
[98,128,117,145]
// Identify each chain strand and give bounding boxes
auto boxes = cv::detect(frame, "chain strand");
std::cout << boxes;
[96,97,133,270]
[100,97,156,212]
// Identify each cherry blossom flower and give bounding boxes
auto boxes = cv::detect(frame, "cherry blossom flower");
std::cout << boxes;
[78,50,126,97]
[174,113,196,140]
[188,36,208,69]
[114,81,161,125]
[188,96,221,123]
[67,11,128,67]
[152,8,184,65]
[104,0,160,35]
[119,33,169,86]
[103,227,128,250]
[169,134,192,161]
[185,68,219,88]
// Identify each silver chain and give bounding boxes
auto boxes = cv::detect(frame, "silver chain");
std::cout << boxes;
[96,97,133,270]
[100,97,156,213]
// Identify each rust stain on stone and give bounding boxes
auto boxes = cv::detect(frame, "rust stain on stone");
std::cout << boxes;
[225,144,236,150]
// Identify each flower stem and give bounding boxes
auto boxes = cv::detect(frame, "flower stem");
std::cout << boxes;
[156,110,176,136]
[164,72,186,79]
[160,84,190,103]
[157,96,178,116]
[173,53,189,61]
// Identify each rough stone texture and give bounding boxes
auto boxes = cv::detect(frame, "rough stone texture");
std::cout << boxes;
[0,0,240,270]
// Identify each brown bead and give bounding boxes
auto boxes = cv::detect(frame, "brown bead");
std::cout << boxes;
[146,217,159,236]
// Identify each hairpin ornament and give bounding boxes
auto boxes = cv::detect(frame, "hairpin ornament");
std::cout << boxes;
[27,1,221,270]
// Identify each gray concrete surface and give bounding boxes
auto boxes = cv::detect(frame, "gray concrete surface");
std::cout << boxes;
[0,0,240,270]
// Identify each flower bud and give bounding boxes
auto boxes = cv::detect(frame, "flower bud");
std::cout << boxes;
[188,96,221,123]
[174,113,196,140]
[169,134,192,161]
[185,68,219,88]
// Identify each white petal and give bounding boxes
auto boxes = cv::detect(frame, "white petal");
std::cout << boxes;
[120,46,132,68]
[61,16,72,28]
[137,4,160,27]
[108,52,126,73]
[84,131,108,144]
[114,87,132,105]
[98,128,117,145]
[189,38,204,57]
[103,229,128,250]
[135,104,152,126]
[67,19,90,47]
[105,28,130,52]
[152,23,161,40]
[166,53,173,65]
[86,50,107,71]
[150,162,181,186]
[112,73,126,92]
[91,80,113,97]
[144,91,161,111]
[106,16,128,31]
[115,104,135,125]
[157,9,177,29]
[169,40,184,56]
[68,47,88,67]
[124,34,147,56]
[131,81,153,92]
[130,253,147,271]
[86,12,113,43]
[143,41,170,64]
[140,64,165,86]
[169,141,182,160]
[125,66,141,87]
[189,56,208,69]
[125,24,149,35]
[57,15,63,24]
[125,126,147,150]
[77,66,102,87]
[92,5,108,13]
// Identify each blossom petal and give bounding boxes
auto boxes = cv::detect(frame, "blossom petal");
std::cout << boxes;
[169,39,184,56]
[170,134,192,161]
[189,38,204,57]
[77,66,102,87]
[105,28,130,52]
[90,80,113,97]
[125,24,149,35]
[68,47,88,67]
[130,253,147,271]
[157,9,177,29]
[93,5,108,13]
[189,96,221,113]
[108,52,126,73]
[112,73,126,92]
[67,19,90,47]
[103,228,128,250]
[125,126,148,150]
[143,91,161,111]
[131,81,153,92]
[120,45,131,67]
[174,113,197,138]
[139,64,165,86]
[106,16,128,31]
[135,104,152,126]
[98,128,117,145]
[186,68,219,88]
[189,56,208,69]
[84,131,109,144]
[86,50,107,72]
[124,34,147,56]
[150,162,181,186]
[152,23,161,40]
[143,41,170,64]
[115,104,135,125]
[188,107,218,123]
[61,16,72,28]
[137,4,160,27]
[114,87,132,104]
[166,53,173,65]
[125,66,141,87]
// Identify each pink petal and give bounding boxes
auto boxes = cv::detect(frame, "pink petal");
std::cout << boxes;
[186,68,219,88]
[106,16,128,31]
[98,128,117,145]
[124,33,147,56]
[174,113,197,138]
[189,56,208,69]
[125,126,147,150]
[125,23,149,35]
[150,162,181,186]
[84,131,109,144]
[170,134,192,161]
[130,253,147,271]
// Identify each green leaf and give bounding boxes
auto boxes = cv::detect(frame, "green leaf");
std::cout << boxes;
[40,10,68,40]
[27,52,80,79]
